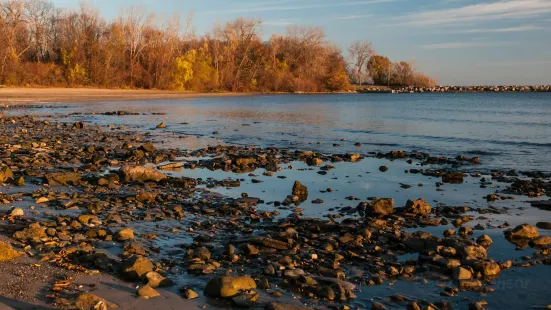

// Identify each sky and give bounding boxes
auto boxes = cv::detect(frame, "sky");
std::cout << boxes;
[51,0,551,85]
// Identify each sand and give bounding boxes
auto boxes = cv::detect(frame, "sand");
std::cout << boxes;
[0,87,254,104]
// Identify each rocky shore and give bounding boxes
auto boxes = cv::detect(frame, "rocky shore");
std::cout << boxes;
[0,111,550,309]
[358,85,551,94]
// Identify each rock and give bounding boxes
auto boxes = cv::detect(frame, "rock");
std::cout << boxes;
[14,176,24,186]
[75,293,117,309]
[146,271,173,288]
[73,121,84,129]
[531,236,551,247]
[306,157,323,166]
[78,215,99,224]
[481,262,500,277]
[283,269,305,279]
[0,166,13,183]
[0,242,21,261]
[265,303,313,310]
[204,276,257,298]
[442,172,464,184]
[367,198,394,216]
[137,285,160,299]
[452,267,472,280]
[44,172,81,186]
[194,247,211,260]
[458,279,483,291]
[121,256,154,281]
[13,223,47,242]
[139,142,156,152]
[537,222,551,230]
[35,197,49,204]
[115,228,135,241]
[156,122,166,129]
[234,157,257,166]
[459,245,487,260]
[346,153,361,162]
[292,181,308,200]
[477,235,493,248]
[8,207,24,217]
[232,292,258,307]
[120,166,167,183]
[405,198,431,215]
[508,224,539,239]
[379,166,388,172]
[181,288,199,299]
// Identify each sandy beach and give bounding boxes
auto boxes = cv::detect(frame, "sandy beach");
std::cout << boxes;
[0,88,253,104]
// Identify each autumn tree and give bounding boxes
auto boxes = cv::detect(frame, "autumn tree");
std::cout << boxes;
[367,55,392,86]
[348,40,373,86]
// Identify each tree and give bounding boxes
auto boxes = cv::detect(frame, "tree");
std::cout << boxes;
[348,40,373,85]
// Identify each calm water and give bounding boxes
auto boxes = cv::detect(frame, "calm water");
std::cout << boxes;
[23,92,551,172]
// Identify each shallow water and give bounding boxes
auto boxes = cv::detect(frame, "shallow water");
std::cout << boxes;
[13,92,551,172]
[5,93,551,309]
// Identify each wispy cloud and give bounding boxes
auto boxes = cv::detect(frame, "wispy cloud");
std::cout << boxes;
[455,25,545,33]
[420,41,511,49]
[198,0,397,15]
[400,0,551,26]
[334,14,373,20]
[480,60,551,66]
[264,19,297,27]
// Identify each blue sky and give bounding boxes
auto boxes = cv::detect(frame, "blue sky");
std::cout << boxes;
[52,0,551,85]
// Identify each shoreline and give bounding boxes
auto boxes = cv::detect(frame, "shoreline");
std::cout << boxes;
[0,109,549,309]
[0,87,256,104]
[1,86,551,105]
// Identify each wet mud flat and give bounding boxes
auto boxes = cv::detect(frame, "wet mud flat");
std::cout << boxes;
[0,107,550,310]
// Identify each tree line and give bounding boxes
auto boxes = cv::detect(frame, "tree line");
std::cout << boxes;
[0,0,436,92]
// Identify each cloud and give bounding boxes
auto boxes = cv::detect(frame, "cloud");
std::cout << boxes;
[399,0,551,26]
[480,60,551,66]
[455,25,544,33]
[334,14,373,20]
[198,0,396,15]
[420,41,510,49]
[264,19,297,26]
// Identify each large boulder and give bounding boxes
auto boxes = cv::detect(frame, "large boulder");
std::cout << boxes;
[366,198,394,216]
[120,256,154,281]
[292,181,308,200]
[44,172,81,186]
[405,198,431,215]
[508,224,539,239]
[120,166,167,183]
[204,276,257,298]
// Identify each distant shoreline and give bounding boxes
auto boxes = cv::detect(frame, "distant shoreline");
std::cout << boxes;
[1,86,550,104]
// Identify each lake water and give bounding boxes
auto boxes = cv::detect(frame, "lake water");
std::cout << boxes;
[7,93,551,309]
[24,92,551,172]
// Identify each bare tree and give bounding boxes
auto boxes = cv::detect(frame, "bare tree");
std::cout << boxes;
[348,40,374,86]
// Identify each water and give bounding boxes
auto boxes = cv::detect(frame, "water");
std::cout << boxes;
[6,93,551,309]
[20,92,551,172]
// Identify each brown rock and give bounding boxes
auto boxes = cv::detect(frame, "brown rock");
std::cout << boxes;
[120,166,167,183]
[75,293,117,309]
[292,181,308,200]
[508,224,539,239]
[204,276,257,298]
[121,256,154,281]
[405,198,431,215]
[367,198,394,216]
